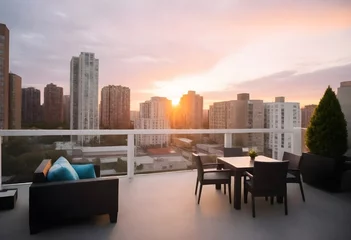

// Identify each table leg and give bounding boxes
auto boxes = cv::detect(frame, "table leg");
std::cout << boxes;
[277,196,283,203]
[234,171,242,210]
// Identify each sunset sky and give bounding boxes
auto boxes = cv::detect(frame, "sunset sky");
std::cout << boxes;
[1,0,351,110]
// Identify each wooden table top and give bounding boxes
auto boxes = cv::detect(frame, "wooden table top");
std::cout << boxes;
[217,156,278,170]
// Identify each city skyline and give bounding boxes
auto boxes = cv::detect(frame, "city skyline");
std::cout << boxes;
[0,1,351,110]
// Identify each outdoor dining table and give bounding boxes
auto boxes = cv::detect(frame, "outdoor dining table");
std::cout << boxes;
[217,156,281,210]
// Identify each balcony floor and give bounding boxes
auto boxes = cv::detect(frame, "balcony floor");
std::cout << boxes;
[1,171,351,240]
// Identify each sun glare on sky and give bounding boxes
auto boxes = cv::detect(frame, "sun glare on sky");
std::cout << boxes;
[171,98,180,106]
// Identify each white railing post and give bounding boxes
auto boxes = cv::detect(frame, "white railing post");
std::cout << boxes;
[291,128,302,156]
[127,134,135,178]
[0,136,2,190]
[224,133,232,148]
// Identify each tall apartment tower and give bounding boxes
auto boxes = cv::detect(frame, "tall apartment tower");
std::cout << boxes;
[209,93,264,152]
[44,83,63,126]
[70,52,99,142]
[203,109,209,128]
[8,73,22,129]
[264,97,301,160]
[174,90,203,129]
[209,101,228,143]
[22,87,41,126]
[337,81,351,149]
[130,111,140,122]
[0,23,9,130]
[135,97,172,147]
[100,85,130,129]
[301,104,317,128]
[63,95,70,126]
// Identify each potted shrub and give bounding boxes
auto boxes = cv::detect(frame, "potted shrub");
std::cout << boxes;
[248,149,258,161]
[302,86,348,191]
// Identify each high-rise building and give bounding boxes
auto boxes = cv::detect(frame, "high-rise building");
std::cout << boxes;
[174,90,203,129]
[337,81,351,149]
[203,109,209,128]
[43,83,63,126]
[135,97,172,147]
[130,111,139,122]
[264,97,300,160]
[63,95,70,126]
[100,85,130,129]
[70,56,79,131]
[209,101,227,144]
[70,52,99,142]
[130,110,139,129]
[8,73,21,129]
[0,23,9,130]
[22,87,41,126]
[209,93,264,152]
[301,104,317,128]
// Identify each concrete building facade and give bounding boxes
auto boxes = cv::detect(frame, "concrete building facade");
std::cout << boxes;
[135,97,172,147]
[264,97,300,160]
[70,52,99,143]
[301,104,317,128]
[8,73,21,129]
[100,85,130,129]
[0,23,9,130]
[203,109,209,129]
[174,91,203,129]
[63,95,70,126]
[337,81,351,149]
[44,83,63,126]
[21,87,41,126]
[209,93,264,152]
[130,111,139,122]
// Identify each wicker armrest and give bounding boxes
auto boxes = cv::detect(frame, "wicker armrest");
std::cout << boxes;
[204,169,232,174]
[203,163,224,169]
[244,171,254,179]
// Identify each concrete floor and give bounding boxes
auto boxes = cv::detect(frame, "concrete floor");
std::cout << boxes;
[1,170,351,240]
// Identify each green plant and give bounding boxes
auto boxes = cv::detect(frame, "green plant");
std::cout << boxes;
[248,149,258,158]
[306,86,348,159]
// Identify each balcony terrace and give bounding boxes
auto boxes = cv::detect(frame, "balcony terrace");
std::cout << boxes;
[1,171,351,240]
[0,129,351,239]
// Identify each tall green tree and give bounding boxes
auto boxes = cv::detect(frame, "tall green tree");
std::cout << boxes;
[306,86,348,159]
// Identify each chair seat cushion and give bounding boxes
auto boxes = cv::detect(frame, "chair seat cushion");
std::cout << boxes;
[47,157,79,182]
[204,172,230,181]
[72,164,96,179]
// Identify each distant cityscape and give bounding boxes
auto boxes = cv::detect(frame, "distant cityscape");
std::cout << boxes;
[1,22,351,159]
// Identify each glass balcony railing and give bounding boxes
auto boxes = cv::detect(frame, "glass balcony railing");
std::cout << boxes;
[0,128,303,184]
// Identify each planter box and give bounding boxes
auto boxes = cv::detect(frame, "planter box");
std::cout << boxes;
[300,153,341,192]
[340,170,351,191]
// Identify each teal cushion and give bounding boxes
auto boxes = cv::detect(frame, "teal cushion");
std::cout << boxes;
[72,164,96,179]
[47,156,79,182]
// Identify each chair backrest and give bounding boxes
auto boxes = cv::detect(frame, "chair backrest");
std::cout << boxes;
[282,151,301,170]
[193,153,204,181]
[252,161,289,196]
[223,147,243,157]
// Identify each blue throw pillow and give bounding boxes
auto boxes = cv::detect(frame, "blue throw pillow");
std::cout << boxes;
[47,156,79,182]
[72,164,96,179]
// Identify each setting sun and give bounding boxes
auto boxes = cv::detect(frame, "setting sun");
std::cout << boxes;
[171,98,180,106]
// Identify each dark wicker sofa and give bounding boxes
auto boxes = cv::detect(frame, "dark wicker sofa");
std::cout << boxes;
[29,159,119,234]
